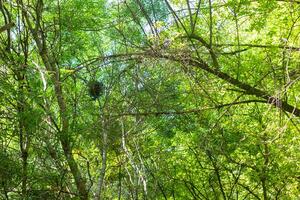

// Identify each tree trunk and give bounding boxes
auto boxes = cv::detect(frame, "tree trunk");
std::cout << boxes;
[95,116,108,200]
[20,3,89,199]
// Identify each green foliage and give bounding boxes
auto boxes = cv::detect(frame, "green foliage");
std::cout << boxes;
[0,0,299,199]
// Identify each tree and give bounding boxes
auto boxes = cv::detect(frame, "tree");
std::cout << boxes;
[0,0,299,199]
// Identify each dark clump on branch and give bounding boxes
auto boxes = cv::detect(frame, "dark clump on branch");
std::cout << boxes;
[88,80,104,100]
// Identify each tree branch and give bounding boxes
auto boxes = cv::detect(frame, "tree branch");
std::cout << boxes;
[0,22,14,33]
[112,100,267,117]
